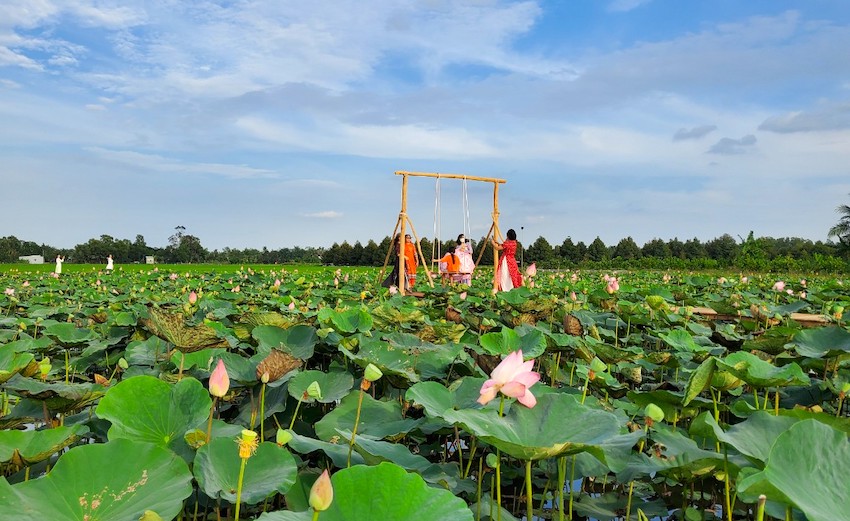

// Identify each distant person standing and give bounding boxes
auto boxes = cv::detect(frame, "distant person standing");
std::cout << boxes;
[491,229,522,291]
[455,234,475,285]
[106,255,114,272]
[55,255,65,275]
[404,234,418,288]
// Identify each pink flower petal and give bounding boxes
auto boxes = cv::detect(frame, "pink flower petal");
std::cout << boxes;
[516,390,537,408]
[500,381,527,398]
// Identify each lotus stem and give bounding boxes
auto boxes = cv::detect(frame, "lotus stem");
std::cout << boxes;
[311,511,320,521]
[626,424,649,521]
[476,456,483,521]
[234,457,248,521]
[495,449,502,521]
[259,383,266,441]
[205,397,217,444]
[755,495,766,521]
[557,456,566,521]
[836,393,844,418]
[454,426,464,474]
[525,460,533,521]
[567,455,577,520]
[178,352,185,381]
[289,392,307,430]
[724,448,732,521]
[753,388,760,409]
[64,349,70,383]
[347,380,368,468]
[463,437,477,479]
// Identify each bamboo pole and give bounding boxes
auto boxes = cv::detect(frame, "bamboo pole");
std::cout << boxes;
[395,171,506,184]
[399,174,409,295]
[492,182,501,291]
[404,215,436,288]
[377,214,403,285]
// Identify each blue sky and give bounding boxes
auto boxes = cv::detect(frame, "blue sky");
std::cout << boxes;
[2,0,849,251]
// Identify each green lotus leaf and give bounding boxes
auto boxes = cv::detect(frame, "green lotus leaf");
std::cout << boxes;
[314,390,422,442]
[0,424,88,467]
[659,329,714,355]
[791,326,850,359]
[252,325,318,359]
[715,351,809,389]
[3,439,192,521]
[96,376,211,451]
[0,345,34,385]
[42,322,100,346]
[344,334,465,383]
[311,462,474,521]
[405,378,487,418]
[479,328,521,356]
[3,374,105,412]
[682,357,716,406]
[288,369,354,404]
[628,390,712,422]
[193,438,297,504]
[233,311,300,340]
[256,510,312,520]
[442,393,625,462]
[738,419,850,521]
[341,430,458,488]
[696,411,797,463]
[319,307,373,334]
[618,425,727,482]
[286,431,365,468]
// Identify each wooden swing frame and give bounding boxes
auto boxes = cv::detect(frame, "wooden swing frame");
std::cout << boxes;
[380,171,506,295]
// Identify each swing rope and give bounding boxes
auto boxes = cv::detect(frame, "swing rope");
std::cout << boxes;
[433,177,441,262]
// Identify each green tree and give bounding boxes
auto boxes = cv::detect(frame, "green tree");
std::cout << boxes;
[612,237,641,260]
[705,234,739,264]
[828,193,850,252]
[587,237,608,262]
[525,236,554,267]
[642,238,671,259]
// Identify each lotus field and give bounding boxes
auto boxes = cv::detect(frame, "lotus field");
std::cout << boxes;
[2,264,850,521]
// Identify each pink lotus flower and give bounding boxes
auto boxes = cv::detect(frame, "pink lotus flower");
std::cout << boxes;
[4,288,13,296]
[603,274,611,282]
[189,291,198,304]
[662,274,671,283]
[786,289,793,295]
[309,469,334,512]
[344,273,349,283]
[570,291,577,301]
[274,279,281,288]
[477,350,540,408]
[334,277,339,287]
[388,285,398,295]
[288,301,296,310]
[528,280,535,288]
[231,285,240,293]
[799,291,807,299]
[717,277,727,285]
[525,263,537,278]
[459,291,467,300]
[22,281,29,287]
[741,276,749,284]
[800,279,807,287]
[570,273,578,283]
[772,281,785,292]
[209,359,230,398]
[606,277,619,294]
[169,273,178,281]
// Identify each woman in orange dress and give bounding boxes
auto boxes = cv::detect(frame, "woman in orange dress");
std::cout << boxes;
[438,246,461,283]
[403,234,418,287]
[491,229,522,291]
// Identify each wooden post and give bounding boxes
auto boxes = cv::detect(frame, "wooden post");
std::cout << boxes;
[399,173,408,295]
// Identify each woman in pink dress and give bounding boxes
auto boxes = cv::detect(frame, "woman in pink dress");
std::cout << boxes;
[491,229,522,291]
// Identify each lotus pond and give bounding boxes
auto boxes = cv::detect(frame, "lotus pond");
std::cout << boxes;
[1,265,849,521]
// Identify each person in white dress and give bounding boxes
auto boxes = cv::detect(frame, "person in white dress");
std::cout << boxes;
[55,255,65,274]
[455,234,475,285]
[106,255,114,272]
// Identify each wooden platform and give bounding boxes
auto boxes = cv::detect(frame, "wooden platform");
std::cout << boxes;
[683,306,831,328]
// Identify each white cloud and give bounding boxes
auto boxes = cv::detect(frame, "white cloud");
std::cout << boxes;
[85,147,279,179]
[303,211,343,219]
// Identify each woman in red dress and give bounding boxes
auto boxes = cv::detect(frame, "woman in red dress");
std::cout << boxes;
[491,229,522,291]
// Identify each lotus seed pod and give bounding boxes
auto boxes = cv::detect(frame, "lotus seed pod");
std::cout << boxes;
[590,357,607,374]
[276,428,293,447]
[486,453,499,468]
[364,363,383,382]
[306,380,323,399]
[255,349,302,383]
[118,357,129,370]
[644,403,665,423]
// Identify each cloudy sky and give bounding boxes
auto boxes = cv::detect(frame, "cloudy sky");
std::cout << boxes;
[2,0,849,251]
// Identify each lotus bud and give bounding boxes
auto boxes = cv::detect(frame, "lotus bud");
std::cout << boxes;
[525,262,537,278]
[209,359,230,398]
[188,290,197,304]
[569,291,577,301]
[306,380,323,400]
[276,428,293,447]
[260,372,270,384]
[459,291,467,300]
[364,363,383,382]
[309,469,334,512]
[644,403,664,424]
[288,301,296,311]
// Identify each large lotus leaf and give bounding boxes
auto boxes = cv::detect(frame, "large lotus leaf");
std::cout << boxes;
[739,420,850,521]
[172,349,256,383]
[194,438,297,504]
[0,424,88,467]
[42,322,100,346]
[1,337,54,354]
[96,376,211,450]
[318,462,474,521]
[124,336,171,367]
[406,378,487,418]
[618,425,728,482]
[288,370,353,404]
[255,511,311,521]
[659,329,714,355]
[628,390,713,422]
[0,345,34,384]
[791,326,850,358]
[2,439,192,521]
[696,411,797,463]
[715,351,809,388]
[345,334,465,383]
[442,393,625,462]
[252,325,318,359]
[141,306,229,353]
[233,311,300,340]
[682,357,716,406]
[369,301,427,330]
[3,374,105,412]
[342,430,458,488]
[286,431,365,468]
[479,328,521,356]
[318,307,374,334]
[314,390,423,442]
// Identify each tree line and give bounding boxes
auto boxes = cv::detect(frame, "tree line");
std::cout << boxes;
[2,231,848,272]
